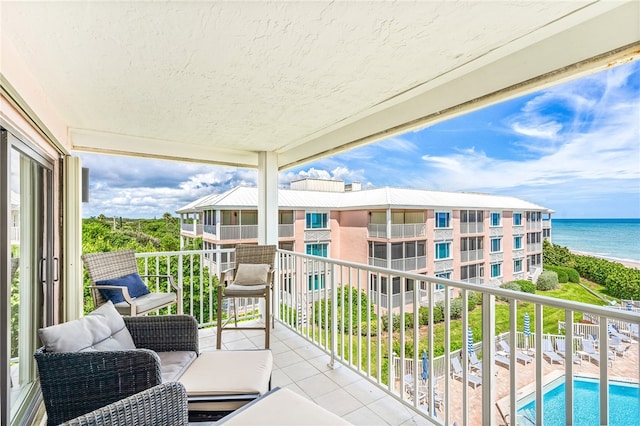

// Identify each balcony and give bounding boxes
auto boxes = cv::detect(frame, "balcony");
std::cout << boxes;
[200,224,295,241]
[180,222,203,236]
[368,256,427,272]
[368,223,427,239]
[131,249,640,425]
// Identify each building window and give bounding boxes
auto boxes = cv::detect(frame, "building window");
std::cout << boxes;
[306,243,328,257]
[461,210,484,223]
[461,236,483,252]
[435,212,451,228]
[514,259,523,273]
[491,212,501,227]
[513,213,522,226]
[461,263,484,280]
[514,236,522,249]
[305,212,328,229]
[308,274,325,290]
[435,242,451,260]
[491,263,502,278]
[490,237,502,253]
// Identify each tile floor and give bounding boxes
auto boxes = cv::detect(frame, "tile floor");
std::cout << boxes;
[201,323,434,425]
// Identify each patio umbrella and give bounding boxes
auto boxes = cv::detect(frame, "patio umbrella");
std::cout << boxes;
[421,350,428,381]
[467,328,474,354]
[523,313,531,350]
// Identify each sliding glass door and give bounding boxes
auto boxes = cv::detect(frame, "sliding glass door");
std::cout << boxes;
[2,128,57,424]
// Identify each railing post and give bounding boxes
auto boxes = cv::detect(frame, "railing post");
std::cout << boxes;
[328,262,339,369]
[482,294,496,426]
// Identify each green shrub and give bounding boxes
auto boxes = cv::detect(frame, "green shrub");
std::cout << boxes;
[404,313,415,329]
[361,321,377,336]
[467,292,478,310]
[537,270,559,291]
[500,281,522,292]
[432,304,445,323]
[449,298,463,319]
[517,280,536,294]
[565,267,580,283]
[419,306,430,325]
[545,265,568,283]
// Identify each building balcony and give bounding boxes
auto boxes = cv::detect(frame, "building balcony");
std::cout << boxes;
[180,222,203,236]
[368,256,427,271]
[368,223,426,239]
[126,249,640,426]
[200,224,295,241]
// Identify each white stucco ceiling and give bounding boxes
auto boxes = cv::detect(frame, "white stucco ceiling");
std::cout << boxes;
[1,1,639,169]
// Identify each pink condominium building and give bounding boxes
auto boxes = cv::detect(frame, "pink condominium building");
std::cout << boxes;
[177,178,553,292]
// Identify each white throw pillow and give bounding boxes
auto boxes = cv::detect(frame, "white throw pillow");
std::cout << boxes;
[38,301,136,352]
[233,263,270,286]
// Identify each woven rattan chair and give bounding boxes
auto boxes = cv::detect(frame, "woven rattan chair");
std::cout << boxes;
[82,250,183,315]
[35,315,198,425]
[61,382,189,426]
[217,245,276,349]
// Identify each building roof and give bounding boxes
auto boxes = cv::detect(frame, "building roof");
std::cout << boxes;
[176,185,553,213]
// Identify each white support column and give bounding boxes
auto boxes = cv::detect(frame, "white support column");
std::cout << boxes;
[257,151,278,245]
[257,152,278,325]
[482,294,496,426]
[63,156,83,320]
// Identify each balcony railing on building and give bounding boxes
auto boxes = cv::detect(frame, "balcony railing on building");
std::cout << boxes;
[367,223,426,239]
[126,248,639,426]
[201,223,295,241]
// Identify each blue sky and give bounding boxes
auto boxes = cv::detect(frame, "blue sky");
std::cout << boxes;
[81,60,640,219]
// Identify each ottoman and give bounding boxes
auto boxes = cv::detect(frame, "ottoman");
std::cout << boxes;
[178,350,273,415]
[217,387,352,425]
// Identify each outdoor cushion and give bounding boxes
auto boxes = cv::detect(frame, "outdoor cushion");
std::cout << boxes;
[157,351,197,382]
[179,350,273,397]
[223,284,267,297]
[38,301,136,353]
[233,263,269,286]
[97,272,150,304]
[218,387,351,425]
[112,292,177,316]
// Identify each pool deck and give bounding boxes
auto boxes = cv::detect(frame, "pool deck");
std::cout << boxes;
[459,340,639,425]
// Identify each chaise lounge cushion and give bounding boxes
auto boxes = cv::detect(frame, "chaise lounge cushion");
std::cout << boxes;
[38,301,136,353]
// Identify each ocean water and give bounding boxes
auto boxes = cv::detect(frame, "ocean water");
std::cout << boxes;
[551,218,640,263]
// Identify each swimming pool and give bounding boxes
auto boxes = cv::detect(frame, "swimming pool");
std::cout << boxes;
[517,376,640,426]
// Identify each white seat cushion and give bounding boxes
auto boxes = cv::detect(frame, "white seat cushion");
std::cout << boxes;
[218,387,351,425]
[179,350,273,397]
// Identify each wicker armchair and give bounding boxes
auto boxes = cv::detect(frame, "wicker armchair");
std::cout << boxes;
[82,250,183,316]
[35,315,198,425]
[217,245,276,349]
[61,382,189,426]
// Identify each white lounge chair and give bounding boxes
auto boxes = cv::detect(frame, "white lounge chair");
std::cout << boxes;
[469,352,482,373]
[498,340,533,365]
[581,339,613,367]
[542,338,564,365]
[451,357,481,389]
[555,338,582,365]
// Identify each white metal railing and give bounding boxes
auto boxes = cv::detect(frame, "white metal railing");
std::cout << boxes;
[132,249,261,327]
[368,223,387,238]
[527,242,542,252]
[278,223,294,238]
[203,224,216,238]
[131,248,640,426]
[526,221,543,231]
[220,224,259,240]
[273,249,640,426]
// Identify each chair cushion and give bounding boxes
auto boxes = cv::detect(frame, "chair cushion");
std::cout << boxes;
[157,351,198,382]
[224,284,267,297]
[97,272,150,304]
[233,264,269,286]
[38,301,136,352]
[113,292,177,315]
[179,350,273,397]
[218,387,352,425]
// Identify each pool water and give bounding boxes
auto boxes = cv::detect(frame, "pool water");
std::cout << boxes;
[517,377,640,426]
